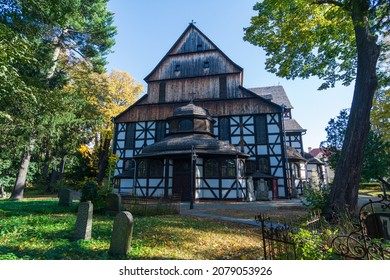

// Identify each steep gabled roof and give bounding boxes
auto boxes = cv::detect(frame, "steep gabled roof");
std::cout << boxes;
[248,86,294,109]
[144,23,243,82]
[308,148,325,157]
[284,119,306,133]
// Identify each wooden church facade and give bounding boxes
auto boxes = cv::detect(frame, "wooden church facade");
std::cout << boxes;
[113,24,299,200]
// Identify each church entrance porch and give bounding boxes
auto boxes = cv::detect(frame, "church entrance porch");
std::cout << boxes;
[172,159,191,201]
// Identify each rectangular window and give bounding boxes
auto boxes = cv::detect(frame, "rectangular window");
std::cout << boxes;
[125,123,136,149]
[219,76,227,99]
[219,117,230,141]
[159,82,166,103]
[204,159,219,178]
[155,121,166,142]
[255,115,267,144]
[221,159,235,178]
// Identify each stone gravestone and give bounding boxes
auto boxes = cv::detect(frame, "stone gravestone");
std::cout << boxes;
[72,201,93,241]
[246,177,256,202]
[106,193,122,216]
[256,179,269,201]
[58,188,73,206]
[109,211,134,256]
[365,213,390,241]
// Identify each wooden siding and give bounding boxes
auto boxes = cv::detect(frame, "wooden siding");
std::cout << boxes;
[146,52,242,82]
[147,73,242,103]
[115,97,281,123]
[170,27,216,54]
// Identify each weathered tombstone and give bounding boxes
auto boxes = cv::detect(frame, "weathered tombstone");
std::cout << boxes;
[106,193,122,216]
[71,190,81,201]
[58,188,73,206]
[72,201,93,241]
[257,179,269,201]
[246,177,256,202]
[365,213,390,241]
[109,211,134,256]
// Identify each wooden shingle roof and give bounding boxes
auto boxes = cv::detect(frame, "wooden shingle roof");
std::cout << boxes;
[248,86,293,109]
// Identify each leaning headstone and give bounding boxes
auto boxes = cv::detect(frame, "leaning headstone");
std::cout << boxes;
[109,211,134,256]
[246,177,256,202]
[58,188,73,206]
[257,179,269,201]
[72,201,93,241]
[106,193,122,216]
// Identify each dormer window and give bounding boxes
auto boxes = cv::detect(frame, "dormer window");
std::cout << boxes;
[175,64,181,72]
[203,61,210,69]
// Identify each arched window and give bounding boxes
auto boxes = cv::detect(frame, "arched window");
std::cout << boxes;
[221,159,236,178]
[149,159,164,178]
[204,159,219,178]
[123,159,135,177]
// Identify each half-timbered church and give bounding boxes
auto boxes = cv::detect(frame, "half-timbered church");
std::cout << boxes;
[112,23,308,201]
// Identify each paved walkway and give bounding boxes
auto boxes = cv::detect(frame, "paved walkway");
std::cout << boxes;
[179,195,378,227]
[179,199,303,227]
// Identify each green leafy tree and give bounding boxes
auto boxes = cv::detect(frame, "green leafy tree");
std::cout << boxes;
[1,0,117,200]
[244,0,390,213]
[321,109,390,192]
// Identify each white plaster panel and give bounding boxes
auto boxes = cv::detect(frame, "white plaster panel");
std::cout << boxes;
[268,124,279,133]
[117,141,124,149]
[117,131,125,140]
[231,136,241,145]
[204,179,219,188]
[244,135,255,144]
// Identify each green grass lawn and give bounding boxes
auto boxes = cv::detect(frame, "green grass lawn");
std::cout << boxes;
[0,198,261,260]
[359,186,386,197]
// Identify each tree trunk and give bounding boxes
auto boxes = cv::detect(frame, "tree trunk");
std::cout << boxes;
[10,148,32,200]
[97,135,112,184]
[48,168,59,192]
[327,3,380,214]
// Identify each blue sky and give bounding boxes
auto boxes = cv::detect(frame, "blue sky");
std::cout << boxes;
[106,0,354,151]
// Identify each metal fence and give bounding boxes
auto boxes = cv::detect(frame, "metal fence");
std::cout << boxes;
[331,194,390,260]
[255,211,322,260]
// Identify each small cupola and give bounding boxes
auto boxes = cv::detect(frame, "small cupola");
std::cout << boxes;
[167,102,215,135]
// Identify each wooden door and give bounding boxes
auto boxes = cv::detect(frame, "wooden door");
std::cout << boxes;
[173,159,191,201]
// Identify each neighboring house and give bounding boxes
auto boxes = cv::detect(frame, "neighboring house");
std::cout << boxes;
[112,24,307,201]
[306,148,333,186]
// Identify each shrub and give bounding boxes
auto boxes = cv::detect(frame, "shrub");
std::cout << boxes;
[80,179,112,213]
[301,183,330,213]
[291,228,339,260]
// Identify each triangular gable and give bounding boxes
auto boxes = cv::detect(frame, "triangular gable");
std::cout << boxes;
[144,23,243,82]
[240,86,283,111]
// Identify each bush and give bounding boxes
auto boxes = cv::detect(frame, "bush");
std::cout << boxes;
[292,228,339,260]
[301,183,330,213]
[80,179,112,213]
